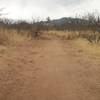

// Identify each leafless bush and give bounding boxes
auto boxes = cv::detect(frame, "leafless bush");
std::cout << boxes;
[86,32,100,43]
[81,12,100,43]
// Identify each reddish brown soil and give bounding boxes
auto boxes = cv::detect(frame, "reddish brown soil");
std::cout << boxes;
[0,39,100,100]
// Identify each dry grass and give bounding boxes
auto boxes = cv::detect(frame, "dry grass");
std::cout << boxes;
[0,28,32,45]
[45,30,100,43]
[44,30,97,39]
[44,30,100,62]
[45,30,80,39]
[74,38,100,63]
[1,28,100,63]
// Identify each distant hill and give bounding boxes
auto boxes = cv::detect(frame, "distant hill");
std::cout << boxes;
[44,17,90,27]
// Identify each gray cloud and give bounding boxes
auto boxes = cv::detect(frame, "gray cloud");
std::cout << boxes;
[0,0,99,20]
[44,0,86,6]
[18,0,87,8]
[0,0,87,8]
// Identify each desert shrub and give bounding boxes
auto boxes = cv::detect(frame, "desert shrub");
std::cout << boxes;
[86,32,100,43]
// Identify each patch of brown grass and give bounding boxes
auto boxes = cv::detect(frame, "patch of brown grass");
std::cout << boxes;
[44,30,100,43]
[0,28,32,45]
[74,38,100,63]
[45,30,80,40]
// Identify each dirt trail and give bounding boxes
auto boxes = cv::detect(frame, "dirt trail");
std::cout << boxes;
[0,39,100,100]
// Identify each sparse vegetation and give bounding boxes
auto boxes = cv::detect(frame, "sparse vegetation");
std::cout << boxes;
[0,9,100,46]
[0,27,33,45]
[73,38,100,63]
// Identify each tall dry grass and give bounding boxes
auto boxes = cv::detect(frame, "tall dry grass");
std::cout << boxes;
[45,30,80,40]
[45,30,100,43]
[0,28,32,45]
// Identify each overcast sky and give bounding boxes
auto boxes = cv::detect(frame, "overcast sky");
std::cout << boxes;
[0,0,100,20]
